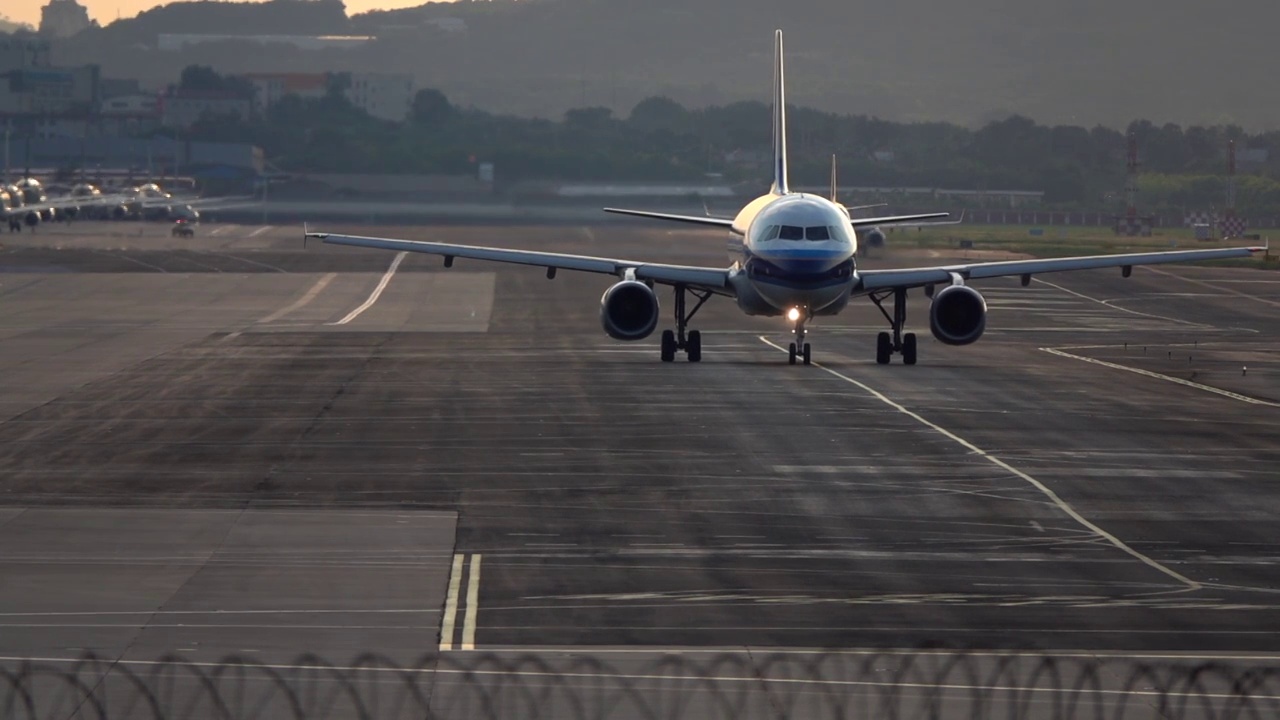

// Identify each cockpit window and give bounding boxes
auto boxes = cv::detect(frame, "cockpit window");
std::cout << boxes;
[779,225,805,240]
[805,226,831,241]
[757,225,781,241]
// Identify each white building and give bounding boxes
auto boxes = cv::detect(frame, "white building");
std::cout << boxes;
[243,73,328,114]
[342,72,413,122]
[157,34,375,51]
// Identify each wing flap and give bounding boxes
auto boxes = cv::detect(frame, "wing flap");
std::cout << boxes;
[859,246,1264,291]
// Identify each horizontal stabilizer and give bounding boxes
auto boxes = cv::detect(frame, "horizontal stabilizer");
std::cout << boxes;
[851,213,949,229]
[604,208,736,228]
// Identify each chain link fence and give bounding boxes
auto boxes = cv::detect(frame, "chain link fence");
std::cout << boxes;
[3,650,1277,719]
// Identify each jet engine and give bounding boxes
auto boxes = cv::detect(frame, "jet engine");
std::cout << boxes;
[111,205,129,220]
[863,227,886,249]
[600,280,660,341]
[24,211,41,228]
[929,284,987,346]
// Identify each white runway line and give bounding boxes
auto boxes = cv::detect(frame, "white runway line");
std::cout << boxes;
[247,225,274,238]
[1042,346,1280,408]
[1144,265,1280,308]
[257,273,336,325]
[758,336,1203,592]
[439,554,464,651]
[462,554,482,650]
[1032,277,1215,328]
[330,252,407,326]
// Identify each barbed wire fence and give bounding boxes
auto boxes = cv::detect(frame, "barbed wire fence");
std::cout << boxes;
[3,650,1277,719]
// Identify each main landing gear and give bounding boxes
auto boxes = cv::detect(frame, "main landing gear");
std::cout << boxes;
[660,284,712,362]
[788,308,812,366]
[870,287,917,365]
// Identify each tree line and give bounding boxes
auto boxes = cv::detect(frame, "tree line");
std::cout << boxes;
[171,78,1280,216]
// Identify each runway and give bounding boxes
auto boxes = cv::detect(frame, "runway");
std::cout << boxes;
[1,220,1278,715]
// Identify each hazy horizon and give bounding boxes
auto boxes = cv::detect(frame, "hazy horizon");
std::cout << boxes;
[6,0,449,28]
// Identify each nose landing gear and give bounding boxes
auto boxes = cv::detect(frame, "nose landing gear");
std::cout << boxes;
[787,308,812,365]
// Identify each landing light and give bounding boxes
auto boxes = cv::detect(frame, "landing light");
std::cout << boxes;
[787,307,801,322]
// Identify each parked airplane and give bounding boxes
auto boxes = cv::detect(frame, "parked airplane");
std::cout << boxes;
[2,178,256,229]
[305,31,1262,366]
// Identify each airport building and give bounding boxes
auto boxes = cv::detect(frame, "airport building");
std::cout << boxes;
[159,89,252,129]
[335,72,414,122]
[6,137,264,187]
[243,73,329,115]
[157,34,376,52]
[0,36,102,122]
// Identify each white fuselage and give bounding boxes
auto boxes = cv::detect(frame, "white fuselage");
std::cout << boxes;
[726,192,859,317]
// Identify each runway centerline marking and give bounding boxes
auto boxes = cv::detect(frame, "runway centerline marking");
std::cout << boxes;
[462,554,482,650]
[256,273,337,325]
[330,251,406,326]
[1042,346,1280,409]
[247,225,273,238]
[758,336,1202,592]
[439,554,464,652]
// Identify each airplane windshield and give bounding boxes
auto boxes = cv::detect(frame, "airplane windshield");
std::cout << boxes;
[779,225,804,240]
[805,226,831,241]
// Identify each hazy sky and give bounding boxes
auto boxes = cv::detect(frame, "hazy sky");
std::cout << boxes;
[6,0,445,28]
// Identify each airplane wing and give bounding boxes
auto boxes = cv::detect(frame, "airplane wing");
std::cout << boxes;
[145,195,259,207]
[858,246,1264,292]
[602,208,736,229]
[850,213,950,229]
[307,231,734,294]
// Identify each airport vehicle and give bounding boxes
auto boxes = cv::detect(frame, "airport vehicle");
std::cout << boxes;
[171,220,195,237]
[306,31,1262,366]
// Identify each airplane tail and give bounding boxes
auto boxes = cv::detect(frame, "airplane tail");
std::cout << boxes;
[829,154,837,203]
[770,30,790,196]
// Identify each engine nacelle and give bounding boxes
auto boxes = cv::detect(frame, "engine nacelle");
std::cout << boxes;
[600,280,659,341]
[863,227,886,249]
[23,211,41,228]
[929,284,987,346]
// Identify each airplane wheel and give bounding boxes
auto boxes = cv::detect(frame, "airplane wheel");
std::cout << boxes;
[660,330,676,362]
[686,330,702,362]
[876,332,892,365]
[903,333,918,366]
[802,343,812,366]
[788,342,798,365]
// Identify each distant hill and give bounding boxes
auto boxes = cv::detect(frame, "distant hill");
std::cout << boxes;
[51,0,1280,129]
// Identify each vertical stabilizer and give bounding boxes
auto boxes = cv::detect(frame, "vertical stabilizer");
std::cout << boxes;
[829,154,838,202]
[770,30,790,196]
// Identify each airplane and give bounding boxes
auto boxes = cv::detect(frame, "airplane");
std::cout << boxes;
[2,178,256,230]
[823,155,964,255]
[304,30,1263,367]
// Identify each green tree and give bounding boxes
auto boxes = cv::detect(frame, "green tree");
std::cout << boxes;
[411,88,455,125]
